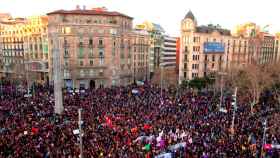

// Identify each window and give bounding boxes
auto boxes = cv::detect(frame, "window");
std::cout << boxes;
[192,64,199,70]
[99,51,104,65]
[99,69,104,76]
[185,55,188,61]
[184,63,187,69]
[205,55,208,61]
[212,55,215,62]
[64,70,70,78]
[193,37,200,43]
[80,70,85,77]
[184,72,187,78]
[89,49,93,57]
[62,27,71,34]
[192,73,196,78]
[64,49,69,57]
[212,63,215,68]
[184,46,188,53]
[193,46,200,52]
[79,47,84,58]
[64,60,69,67]
[79,60,84,66]
[90,60,94,66]
[89,38,93,46]
[99,39,103,45]
[89,69,96,76]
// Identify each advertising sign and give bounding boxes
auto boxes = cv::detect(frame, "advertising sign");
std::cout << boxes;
[204,42,225,53]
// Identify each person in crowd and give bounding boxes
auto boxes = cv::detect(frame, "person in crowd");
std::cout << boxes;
[0,81,279,158]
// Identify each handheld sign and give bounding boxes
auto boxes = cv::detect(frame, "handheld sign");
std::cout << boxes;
[73,129,80,135]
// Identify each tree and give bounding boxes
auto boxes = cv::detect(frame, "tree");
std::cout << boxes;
[184,76,213,90]
[225,62,277,112]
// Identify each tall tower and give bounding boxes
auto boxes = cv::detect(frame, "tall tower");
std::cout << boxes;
[181,11,197,32]
[179,11,197,83]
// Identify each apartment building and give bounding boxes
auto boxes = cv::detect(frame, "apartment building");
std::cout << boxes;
[179,11,241,82]
[161,35,177,68]
[179,11,278,83]
[131,29,150,81]
[0,16,49,83]
[47,6,150,89]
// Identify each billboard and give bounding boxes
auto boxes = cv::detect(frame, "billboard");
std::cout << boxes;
[204,42,225,53]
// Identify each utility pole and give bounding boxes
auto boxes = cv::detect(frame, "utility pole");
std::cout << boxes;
[261,118,268,157]
[78,108,83,158]
[231,87,238,136]
[160,66,163,97]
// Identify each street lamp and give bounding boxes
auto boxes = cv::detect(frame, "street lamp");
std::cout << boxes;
[260,118,268,157]
[78,108,83,158]
[230,87,238,136]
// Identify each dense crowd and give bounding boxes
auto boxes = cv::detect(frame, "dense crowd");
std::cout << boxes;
[0,81,279,158]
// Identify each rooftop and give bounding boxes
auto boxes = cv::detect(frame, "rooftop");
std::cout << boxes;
[196,24,231,36]
[47,8,133,19]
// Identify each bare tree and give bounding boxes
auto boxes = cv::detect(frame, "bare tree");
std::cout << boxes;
[225,62,275,112]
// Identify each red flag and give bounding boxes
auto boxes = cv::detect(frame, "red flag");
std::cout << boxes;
[144,124,152,130]
[105,116,113,128]
[31,127,39,134]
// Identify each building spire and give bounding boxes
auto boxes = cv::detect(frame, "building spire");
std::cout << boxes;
[184,10,195,21]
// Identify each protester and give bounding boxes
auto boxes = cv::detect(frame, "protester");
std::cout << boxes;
[0,81,279,158]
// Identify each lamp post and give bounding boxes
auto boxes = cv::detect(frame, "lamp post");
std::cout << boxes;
[78,108,83,158]
[231,87,238,136]
[260,118,268,157]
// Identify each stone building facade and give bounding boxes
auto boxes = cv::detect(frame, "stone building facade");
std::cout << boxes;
[47,7,150,89]
[0,16,49,83]
[179,11,279,83]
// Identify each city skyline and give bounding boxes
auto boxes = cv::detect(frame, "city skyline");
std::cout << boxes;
[1,0,279,36]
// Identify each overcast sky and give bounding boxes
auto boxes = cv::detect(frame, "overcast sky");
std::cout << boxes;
[0,0,279,36]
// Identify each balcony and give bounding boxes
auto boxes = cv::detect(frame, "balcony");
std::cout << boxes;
[88,44,94,48]
[98,44,104,49]
[88,53,94,58]
[181,68,189,72]
[183,58,189,62]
